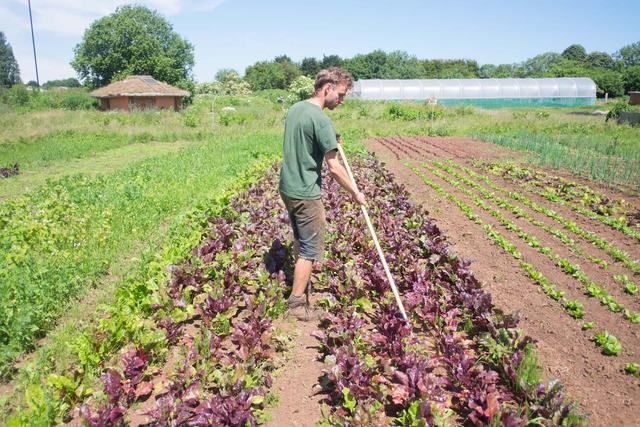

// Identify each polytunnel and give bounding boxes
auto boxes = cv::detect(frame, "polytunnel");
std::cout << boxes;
[348,77,596,107]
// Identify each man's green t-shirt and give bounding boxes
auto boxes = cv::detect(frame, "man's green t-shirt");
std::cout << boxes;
[279,101,338,200]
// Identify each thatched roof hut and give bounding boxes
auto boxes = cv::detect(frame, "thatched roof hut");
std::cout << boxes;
[90,75,190,111]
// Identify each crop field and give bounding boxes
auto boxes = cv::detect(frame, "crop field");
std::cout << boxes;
[0,97,639,425]
[366,134,640,425]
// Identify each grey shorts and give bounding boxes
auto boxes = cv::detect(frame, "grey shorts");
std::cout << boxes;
[280,193,326,262]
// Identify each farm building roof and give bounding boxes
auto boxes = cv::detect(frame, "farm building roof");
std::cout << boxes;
[90,75,190,98]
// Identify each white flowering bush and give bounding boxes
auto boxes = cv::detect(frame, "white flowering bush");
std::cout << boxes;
[287,75,314,102]
[195,73,252,96]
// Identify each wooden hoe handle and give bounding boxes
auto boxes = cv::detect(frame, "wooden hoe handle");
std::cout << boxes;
[336,143,409,322]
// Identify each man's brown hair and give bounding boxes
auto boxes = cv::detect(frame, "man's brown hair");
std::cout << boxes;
[314,67,353,92]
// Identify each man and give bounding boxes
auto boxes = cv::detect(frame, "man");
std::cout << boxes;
[279,67,366,321]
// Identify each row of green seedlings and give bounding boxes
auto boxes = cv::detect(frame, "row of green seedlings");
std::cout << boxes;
[440,161,640,301]
[424,162,639,325]
[2,159,285,425]
[485,161,638,220]
[313,155,583,425]
[432,161,610,270]
[409,165,625,359]
[484,163,640,243]
[449,162,640,276]
[614,274,639,297]
[421,156,640,378]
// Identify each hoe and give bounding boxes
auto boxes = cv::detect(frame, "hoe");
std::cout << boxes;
[337,142,409,322]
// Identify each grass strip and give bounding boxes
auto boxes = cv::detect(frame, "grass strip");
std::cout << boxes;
[473,131,640,191]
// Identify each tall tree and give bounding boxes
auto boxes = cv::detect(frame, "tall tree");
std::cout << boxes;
[300,57,320,77]
[420,59,479,78]
[615,41,640,68]
[71,5,194,88]
[561,44,587,62]
[344,50,389,80]
[0,32,21,87]
[43,77,81,88]
[624,65,640,92]
[479,63,515,78]
[320,54,343,69]
[587,51,615,69]
[244,59,300,90]
[272,55,301,86]
[516,52,561,77]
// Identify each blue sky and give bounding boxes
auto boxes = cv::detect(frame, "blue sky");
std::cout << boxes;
[3,0,640,83]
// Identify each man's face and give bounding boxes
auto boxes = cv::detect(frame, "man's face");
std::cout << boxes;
[325,82,348,110]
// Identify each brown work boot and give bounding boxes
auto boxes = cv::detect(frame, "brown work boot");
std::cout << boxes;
[286,294,320,322]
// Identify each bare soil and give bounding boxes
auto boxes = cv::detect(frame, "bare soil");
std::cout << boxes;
[363,135,640,426]
[265,317,325,427]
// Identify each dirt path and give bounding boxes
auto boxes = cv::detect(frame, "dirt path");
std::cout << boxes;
[266,317,325,427]
[364,135,640,426]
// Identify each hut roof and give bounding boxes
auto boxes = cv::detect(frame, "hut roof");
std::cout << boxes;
[90,75,190,98]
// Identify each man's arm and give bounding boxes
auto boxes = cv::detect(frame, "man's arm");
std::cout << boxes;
[325,149,366,205]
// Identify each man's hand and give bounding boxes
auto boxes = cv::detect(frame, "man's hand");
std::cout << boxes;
[353,191,366,205]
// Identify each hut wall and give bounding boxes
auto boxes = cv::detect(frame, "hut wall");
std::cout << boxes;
[109,97,130,111]
[156,96,176,110]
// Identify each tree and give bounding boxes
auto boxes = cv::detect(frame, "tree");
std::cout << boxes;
[274,55,293,64]
[215,68,240,83]
[615,41,640,68]
[624,65,640,92]
[420,59,479,78]
[479,63,515,78]
[0,32,20,87]
[71,5,194,88]
[590,69,625,97]
[516,52,561,77]
[244,59,300,90]
[561,44,587,62]
[320,54,343,69]
[300,57,320,77]
[587,51,615,69]
[546,57,591,78]
[43,78,81,89]
[288,75,314,101]
[382,51,422,79]
[272,55,301,87]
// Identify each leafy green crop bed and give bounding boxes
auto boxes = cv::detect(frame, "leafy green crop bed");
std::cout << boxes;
[5,155,584,425]
[0,130,280,378]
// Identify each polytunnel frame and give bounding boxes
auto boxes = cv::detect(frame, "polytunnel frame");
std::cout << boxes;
[347,77,597,107]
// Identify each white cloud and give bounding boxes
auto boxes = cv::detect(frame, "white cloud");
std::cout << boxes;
[5,0,228,36]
